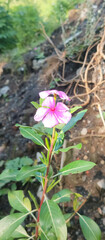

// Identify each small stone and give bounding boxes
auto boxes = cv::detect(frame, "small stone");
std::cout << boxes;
[87,120,91,124]
[98,207,102,215]
[98,126,105,134]
[5,79,9,84]
[83,155,88,160]
[94,212,100,219]
[0,86,10,97]
[82,175,87,182]
[102,206,105,215]
[33,59,45,71]
[36,152,42,163]
[37,186,43,200]
[97,179,105,190]
[101,160,104,165]
[81,128,87,136]
[91,146,95,153]
[102,218,105,226]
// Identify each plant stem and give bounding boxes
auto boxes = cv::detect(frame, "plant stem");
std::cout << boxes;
[35,127,55,239]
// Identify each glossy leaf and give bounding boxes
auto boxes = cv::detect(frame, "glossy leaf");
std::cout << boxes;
[0,213,26,240]
[54,131,64,151]
[6,156,33,170]
[52,189,72,203]
[16,164,46,181]
[11,225,29,238]
[31,101,40,109]
[63,110,87,133]
[33,122,53,136]
[19,127,45,147]
[59,160,95,176]
[54,143,82,154]
[0,169,17,181]
[70,106,82,114]
[28,190,39,209]
[46,179,60,193]
[79,214,101,240]
[40,199,67,240]
[8,190,31,213]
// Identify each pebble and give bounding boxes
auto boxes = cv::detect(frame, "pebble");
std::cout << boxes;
[0,86,10,97]
[91,146,95,153]
[102,218,105,226]
[83,155,88,160]
[101,160,104,165]
[81,128,87,136]
[36,152,42,163]
[37,185,43,200]
[102,206,105,215]
[94,212,100,219]
[97,179,105,190]
[82,175,87,182]
[87,120,91,124]
[98,126,105,134]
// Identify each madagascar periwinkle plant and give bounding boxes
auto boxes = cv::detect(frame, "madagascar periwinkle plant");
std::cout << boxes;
[0,90,101,240]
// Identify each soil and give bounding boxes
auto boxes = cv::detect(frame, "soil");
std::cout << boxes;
[1,1,105,239]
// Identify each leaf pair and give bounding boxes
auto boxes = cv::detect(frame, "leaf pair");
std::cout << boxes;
[0,190,31,240]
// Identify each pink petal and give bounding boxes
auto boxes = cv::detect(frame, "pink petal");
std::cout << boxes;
[39,90,57,99]
[55,110,71,124]
[34,107,49,122]
[56,102,69,111]
[57,91,70,101]
[39,90,70,101]
[42,111,59,128]
[42,97,55,108]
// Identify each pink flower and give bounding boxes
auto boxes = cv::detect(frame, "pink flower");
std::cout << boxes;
[34,97,71,128]
[39,90,70,101]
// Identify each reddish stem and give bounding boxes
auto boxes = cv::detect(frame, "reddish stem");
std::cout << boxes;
[35,128,55,239]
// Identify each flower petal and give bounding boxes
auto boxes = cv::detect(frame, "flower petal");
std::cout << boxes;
[42,97,55,108]
[56,102,69,111]
[34,107,49,122]
[55,110,71,124]
[39,90,57,99]
[42,111,59,128]
[57,91,70,101]
[39,90,70,101]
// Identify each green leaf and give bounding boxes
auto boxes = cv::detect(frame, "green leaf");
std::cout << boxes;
[0,169,17,181]
[0,188,9,196]
[8,190,31,213]
[63,110,87,133]
[6,156,33,170]
[54,131,64,151]
[40,199,67,240]
[54,143,82,154]
[70,106,82,114]
[28,190,39,209]
[46,179,60,193]
[73,197,80,211]
[33,122,53,136]
[19,127,45,147]
[52,189,72,203]
[11,225,29,238]
[0,213,26,240]
[64,213,73,221]
[79,214,101,240]
[59,160,96,176]
[31,101,40,109]
[16,164,46,181]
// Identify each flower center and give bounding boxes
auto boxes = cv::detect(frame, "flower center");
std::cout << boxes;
[51,107,55,111]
